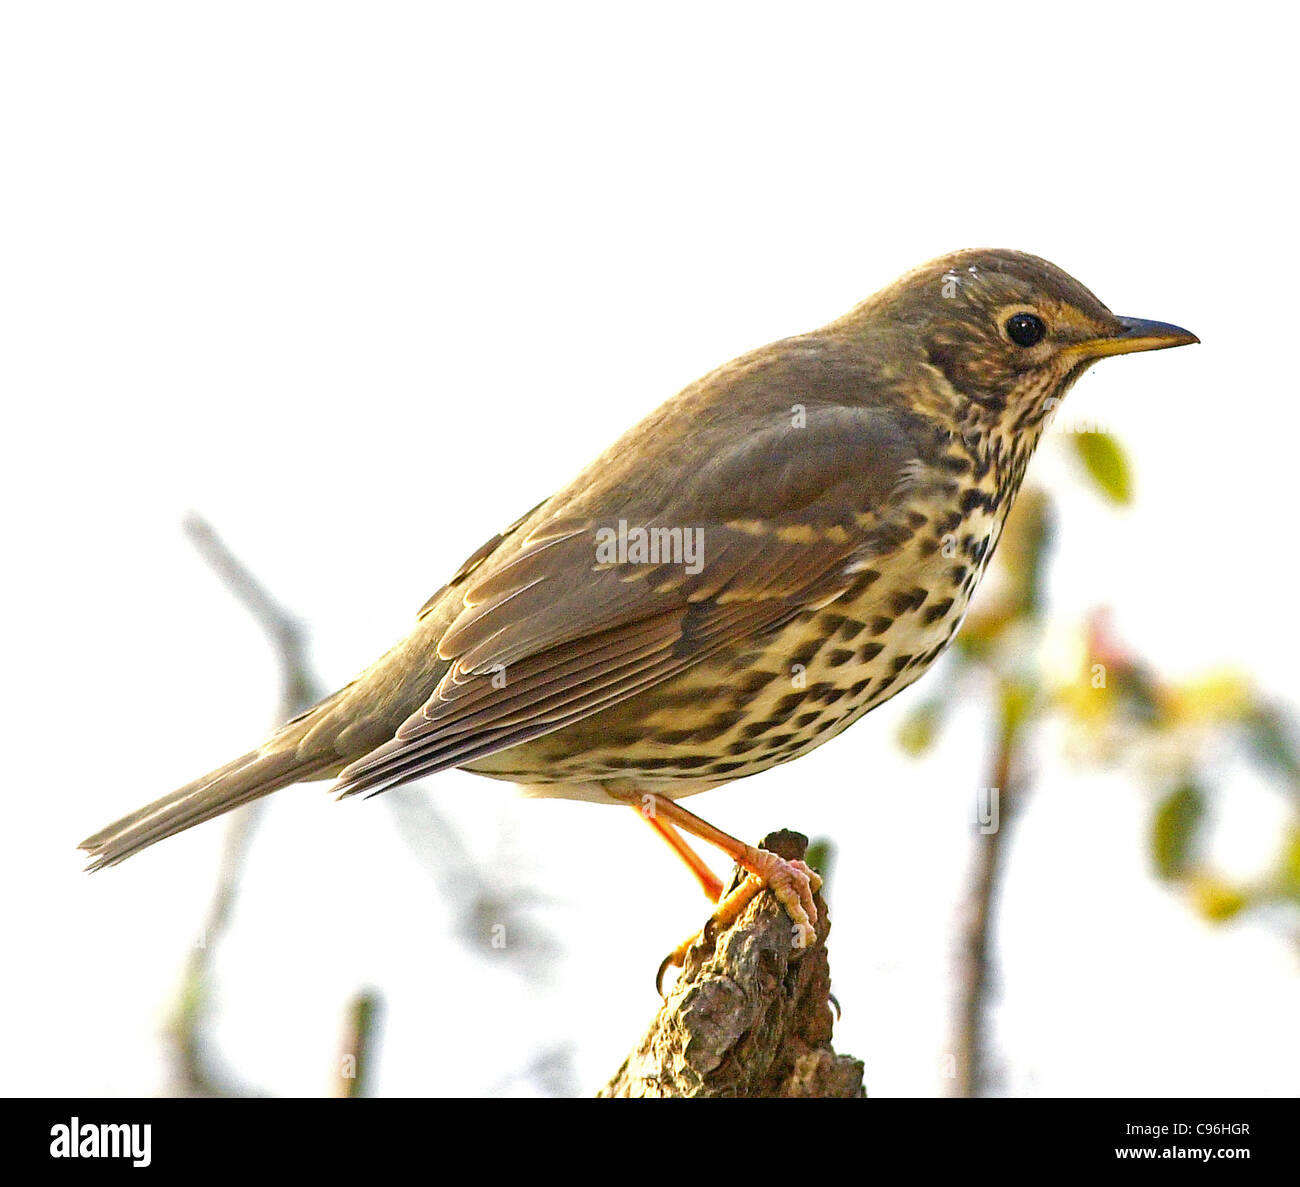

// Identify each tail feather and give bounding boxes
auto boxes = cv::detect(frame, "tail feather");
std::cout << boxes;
[79,622,451,870]
[78,748,333,871]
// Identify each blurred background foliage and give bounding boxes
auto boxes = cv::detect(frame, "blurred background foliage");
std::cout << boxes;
[894,429,1300,1093]
[171,430,1300,1097]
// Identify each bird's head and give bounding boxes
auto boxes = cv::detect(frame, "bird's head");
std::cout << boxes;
[851,248,1198,442]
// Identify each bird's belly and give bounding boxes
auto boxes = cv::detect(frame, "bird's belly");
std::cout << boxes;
[465,503,1004,795]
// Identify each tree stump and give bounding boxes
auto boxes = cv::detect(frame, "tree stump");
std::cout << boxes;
[600,829,865,1098]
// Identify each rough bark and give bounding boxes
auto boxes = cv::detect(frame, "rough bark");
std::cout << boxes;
[600,830,865,1098]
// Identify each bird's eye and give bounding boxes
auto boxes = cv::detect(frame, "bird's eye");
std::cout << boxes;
[1005,312,1046,347]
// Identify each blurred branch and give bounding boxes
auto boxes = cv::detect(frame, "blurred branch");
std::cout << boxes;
[182,514,324,718]
[166,514,327,1096]
[334,991,383,1098]
[490,1044,581,1097]
[166,800,262,1096]
[385,785,561,975]
[949,491,1051,1098]
[601,830,863,1098]
[165,513,565,1097]
[951,684,1030,1098]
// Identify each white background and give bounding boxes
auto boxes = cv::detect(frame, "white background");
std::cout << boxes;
[2,2,1297,1096]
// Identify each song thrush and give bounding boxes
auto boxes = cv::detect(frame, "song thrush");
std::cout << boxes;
[81,249,1197,955]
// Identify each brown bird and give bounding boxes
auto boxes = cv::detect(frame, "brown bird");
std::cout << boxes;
[80,249,1197,955]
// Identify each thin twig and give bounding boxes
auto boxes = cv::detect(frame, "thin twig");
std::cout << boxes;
[165,514,327,1096]
[182,513,324,719]
[165,514,564,1095]
[951,698,1023,1098]
[334,991,382,1098]
[948,491,1050,1098]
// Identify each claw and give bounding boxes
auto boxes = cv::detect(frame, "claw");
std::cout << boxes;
[751,852,821,949]
[654,850,823,994]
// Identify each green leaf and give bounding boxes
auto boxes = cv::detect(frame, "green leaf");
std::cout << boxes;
[1193,878,1249,923]
[1151,781,1205,880]
[1279,828,1300,900]
[897,700,942,757]
[1071,431,1133,505]
[1242,702,1300,786]
[805,838,835,897]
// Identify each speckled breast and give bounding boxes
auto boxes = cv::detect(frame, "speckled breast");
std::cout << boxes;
[465,446,1022,797]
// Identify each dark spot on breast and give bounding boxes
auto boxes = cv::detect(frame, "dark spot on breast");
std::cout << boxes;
[891,655,913,673]
[849,678,872,697]
[689,710,745,743]
[793,711,821,728]
[826,648,855,667]
[889,589,921,615]
[774,692,806,715]
[858,642,884,661]
[705,760,746,775]
[923,597,955,624]
[838,619,866,641]
[789,639,826,668]
[736,669,779,693]
[869,616,894,636]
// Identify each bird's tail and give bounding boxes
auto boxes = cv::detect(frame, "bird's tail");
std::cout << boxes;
[78,746,334,871]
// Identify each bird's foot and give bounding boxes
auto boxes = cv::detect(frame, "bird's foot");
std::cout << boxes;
[741,851,822,947]
[656,852,822,994]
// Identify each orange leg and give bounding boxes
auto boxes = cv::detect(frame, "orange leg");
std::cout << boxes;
[613,789,822,982]
[637,809,724,902]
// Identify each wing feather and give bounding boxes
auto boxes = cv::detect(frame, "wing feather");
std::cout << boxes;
[335,393,941,796]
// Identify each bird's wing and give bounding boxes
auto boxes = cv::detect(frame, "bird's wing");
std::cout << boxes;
[335,402,933,795]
